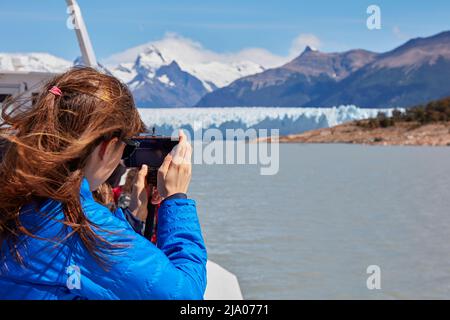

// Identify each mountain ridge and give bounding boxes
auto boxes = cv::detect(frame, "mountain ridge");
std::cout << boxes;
[2,31,450,108]
[197,31,450,108]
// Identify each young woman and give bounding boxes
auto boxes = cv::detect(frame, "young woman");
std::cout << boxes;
[0,67,207,299]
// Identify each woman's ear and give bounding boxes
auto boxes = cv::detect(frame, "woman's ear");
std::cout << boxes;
[98,141,108,160]
[98,137,120,160]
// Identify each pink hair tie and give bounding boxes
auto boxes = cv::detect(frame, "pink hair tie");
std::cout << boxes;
[49,86,62,96]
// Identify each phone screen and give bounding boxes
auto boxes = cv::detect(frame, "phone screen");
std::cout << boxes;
[123,136,179,168]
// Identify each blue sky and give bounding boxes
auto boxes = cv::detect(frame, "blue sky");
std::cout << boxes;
[0,0,449,62]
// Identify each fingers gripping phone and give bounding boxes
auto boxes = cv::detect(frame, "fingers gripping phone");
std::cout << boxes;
[122,135,179,241]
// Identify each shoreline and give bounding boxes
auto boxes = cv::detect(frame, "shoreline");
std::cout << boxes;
[263,121,450,146]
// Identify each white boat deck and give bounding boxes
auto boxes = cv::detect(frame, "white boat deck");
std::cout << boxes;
[205,260,243,300]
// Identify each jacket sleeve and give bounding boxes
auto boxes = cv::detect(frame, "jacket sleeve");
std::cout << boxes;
[69,198,207,300]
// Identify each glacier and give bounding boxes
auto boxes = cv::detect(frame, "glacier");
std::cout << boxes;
[138,105,400,139]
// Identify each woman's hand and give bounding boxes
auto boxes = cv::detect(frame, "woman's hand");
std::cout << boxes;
[128,165,149,222]
[157,130,192,198]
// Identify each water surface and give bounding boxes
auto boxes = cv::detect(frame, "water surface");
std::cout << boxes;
[190,144,450,299]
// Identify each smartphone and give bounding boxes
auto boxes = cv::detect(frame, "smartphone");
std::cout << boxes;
[123,135,179,184]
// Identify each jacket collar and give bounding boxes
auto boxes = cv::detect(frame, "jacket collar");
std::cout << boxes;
[80,177,94,201]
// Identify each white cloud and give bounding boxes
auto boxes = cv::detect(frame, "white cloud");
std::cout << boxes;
[392,26,409,40]
[104,32,322,69]
[104,32,323,89]
[229,47,287,68]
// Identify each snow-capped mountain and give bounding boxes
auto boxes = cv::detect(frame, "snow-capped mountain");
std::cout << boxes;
[105,34,271,92]
[0,53,71,73]
[129,59,209,108]
[109,47,207,107]
[0,47,265,107]
[105,38,268,107]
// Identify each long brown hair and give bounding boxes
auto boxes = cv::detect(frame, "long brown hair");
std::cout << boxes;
[0,67,145,264]
[93,182,117,212]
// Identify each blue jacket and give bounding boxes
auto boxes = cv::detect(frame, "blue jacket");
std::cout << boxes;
[0,178,207,300]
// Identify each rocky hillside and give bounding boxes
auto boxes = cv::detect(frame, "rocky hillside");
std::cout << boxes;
[198,31,450,108]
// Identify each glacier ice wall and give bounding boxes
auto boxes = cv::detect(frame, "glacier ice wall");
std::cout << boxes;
[138,106,400,138]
